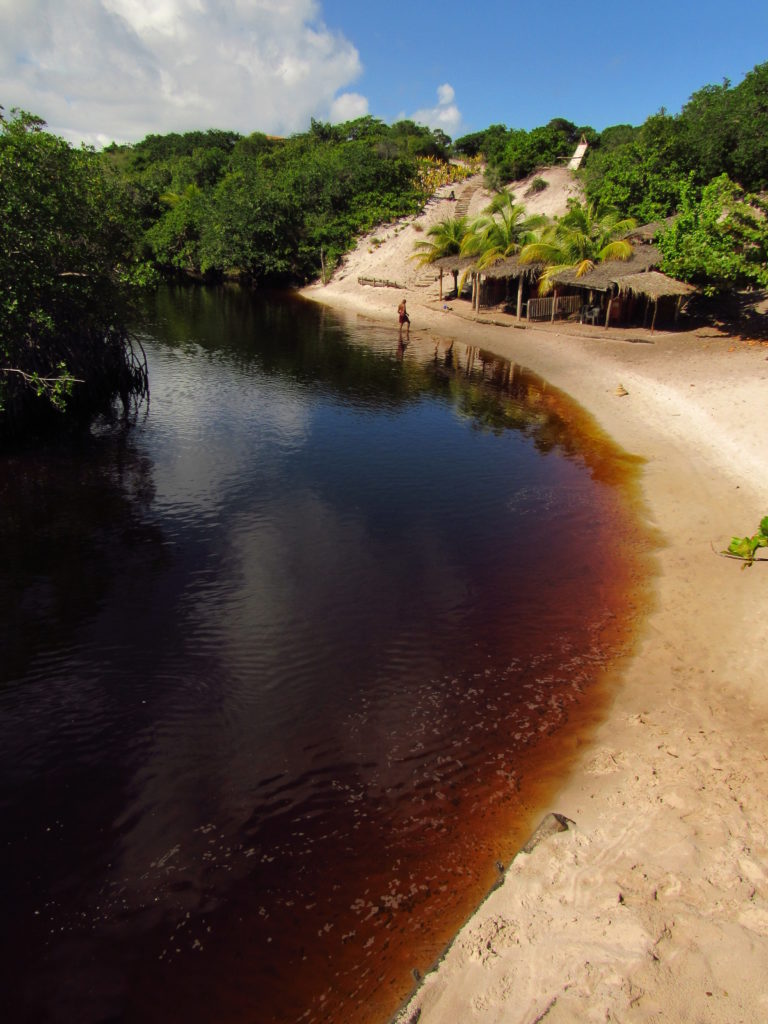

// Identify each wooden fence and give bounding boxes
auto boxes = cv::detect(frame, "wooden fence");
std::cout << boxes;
[527,294,583,321]
[358,277,403,289]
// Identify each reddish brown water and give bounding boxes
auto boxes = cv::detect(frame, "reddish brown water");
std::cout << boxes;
[0,287,653,1023]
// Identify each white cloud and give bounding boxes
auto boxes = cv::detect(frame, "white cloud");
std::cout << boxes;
[436,83,454,106]
[0,0,369,144]
[329,90,368,123]
[411,81,462,137]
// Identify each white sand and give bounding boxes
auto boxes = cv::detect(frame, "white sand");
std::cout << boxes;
[301,173,768,1023]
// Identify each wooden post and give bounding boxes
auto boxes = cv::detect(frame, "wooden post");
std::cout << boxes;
[605,296,613,328]
[674,295,682,324]
[516,275,523,319]
[551,288,557,322]
[650,299,659,333]
[439,269,443,302]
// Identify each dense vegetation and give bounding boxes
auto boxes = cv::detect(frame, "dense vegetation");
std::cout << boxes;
[0,109,148,440]
[103,116,467,285]
[454,118,597,189]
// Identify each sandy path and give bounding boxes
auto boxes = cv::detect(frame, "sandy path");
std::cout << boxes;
[300,175,768,1023]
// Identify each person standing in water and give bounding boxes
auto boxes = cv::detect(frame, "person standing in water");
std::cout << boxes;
[398,298,410,341]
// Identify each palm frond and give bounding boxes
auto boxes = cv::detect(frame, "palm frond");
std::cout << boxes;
[599,239,633,262]
[535,263,569,295]
[574,258,596,277]
[519,241,561,265]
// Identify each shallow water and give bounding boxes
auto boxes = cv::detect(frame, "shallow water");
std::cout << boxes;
[0,285,649,1023]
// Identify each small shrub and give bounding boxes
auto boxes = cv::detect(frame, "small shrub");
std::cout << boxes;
[527,177,548,195]
[723,516,768,566]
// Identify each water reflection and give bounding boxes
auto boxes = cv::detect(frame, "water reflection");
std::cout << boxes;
[0,286,650,1024]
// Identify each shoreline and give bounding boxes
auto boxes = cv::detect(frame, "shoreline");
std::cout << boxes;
[302,271,768,1022]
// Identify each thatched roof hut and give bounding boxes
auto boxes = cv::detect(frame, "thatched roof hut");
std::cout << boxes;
[467,255,549,316]
[425,227,694,330]
[547,246,661,291]
[616,270,694,300]
[480,255,543,280]
[429,254,477,273]
[545,247,695,330]
[428,254,477,300]
[615,271,695,330]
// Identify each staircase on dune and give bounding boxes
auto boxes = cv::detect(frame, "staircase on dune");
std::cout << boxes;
[410,177,482,291]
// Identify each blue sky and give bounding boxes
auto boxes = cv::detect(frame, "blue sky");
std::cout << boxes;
[1,0,766,147]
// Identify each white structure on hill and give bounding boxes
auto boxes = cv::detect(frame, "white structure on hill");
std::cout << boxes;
[568,135,589,170]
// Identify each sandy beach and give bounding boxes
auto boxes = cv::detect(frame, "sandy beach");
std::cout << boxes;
[301,173,768,1023]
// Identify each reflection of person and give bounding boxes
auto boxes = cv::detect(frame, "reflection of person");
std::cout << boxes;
[398,298,410,340]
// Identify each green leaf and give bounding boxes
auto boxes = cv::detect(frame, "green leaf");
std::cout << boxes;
[726,536,758,560]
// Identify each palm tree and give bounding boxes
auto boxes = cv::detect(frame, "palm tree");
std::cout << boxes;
[411,215,470,295]
[519,199,637,294]
[462,192,547,269]
[459,192,547,297]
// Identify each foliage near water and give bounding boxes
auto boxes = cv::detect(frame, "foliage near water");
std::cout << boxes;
[1,112,456,434]
[103,116,459,284]
[0,108,148,439]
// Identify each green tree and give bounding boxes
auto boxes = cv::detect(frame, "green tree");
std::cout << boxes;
[519,199,636,293]
[411,215,471,293]
[0,109,147,435]
[657,174,768,292]
[582,113,687,220]
[200,125,425,283]
[146,183,207,272]
[484,119,593,188]
[458,192,546,294]
[677,81,735,185]
[595,124,637,151]
[728,62,768,190]
[462,192,547,268]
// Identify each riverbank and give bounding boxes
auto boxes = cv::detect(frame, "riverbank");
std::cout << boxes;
[301,195,768,1021]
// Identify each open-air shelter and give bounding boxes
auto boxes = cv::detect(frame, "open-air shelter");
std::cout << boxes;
[430,255,477,301]
[614,271,696,331]
[546,246,694,329]
[476,256,544,318]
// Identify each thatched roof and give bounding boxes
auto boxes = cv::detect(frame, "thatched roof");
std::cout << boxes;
[616,271,695,299]
[429,254,477,272]
[621,218,675,243]
[426,242,694,301]
[547,246,661,291]
[480,255,544,280]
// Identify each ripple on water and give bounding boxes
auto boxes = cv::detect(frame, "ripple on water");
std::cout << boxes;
[0,289,651,1024]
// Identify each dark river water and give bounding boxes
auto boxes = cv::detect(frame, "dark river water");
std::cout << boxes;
[0,286,651,1023]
